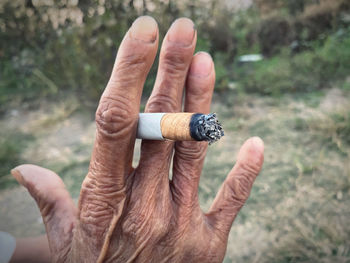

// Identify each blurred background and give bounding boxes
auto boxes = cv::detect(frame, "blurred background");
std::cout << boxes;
[0,0,350,262]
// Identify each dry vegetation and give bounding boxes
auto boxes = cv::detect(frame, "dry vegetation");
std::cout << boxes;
[1,87,349,262]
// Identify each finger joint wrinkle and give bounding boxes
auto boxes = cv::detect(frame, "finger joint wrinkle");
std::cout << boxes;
[225,179,249,204]
[96,98,137,138]
[147,93,179,112]
[115,54,148,77]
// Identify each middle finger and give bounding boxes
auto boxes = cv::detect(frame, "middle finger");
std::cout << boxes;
[138,18,197,185]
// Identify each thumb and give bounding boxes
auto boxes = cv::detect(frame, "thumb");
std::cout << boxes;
[206,137,264,236]
[11,164,77,258]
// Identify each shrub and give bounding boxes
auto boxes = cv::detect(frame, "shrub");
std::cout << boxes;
[236,28,350,95]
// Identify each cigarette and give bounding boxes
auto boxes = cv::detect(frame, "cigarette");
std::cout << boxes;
[136,113,224,144]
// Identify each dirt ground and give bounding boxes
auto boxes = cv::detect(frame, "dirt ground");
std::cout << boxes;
[1,88,349,262]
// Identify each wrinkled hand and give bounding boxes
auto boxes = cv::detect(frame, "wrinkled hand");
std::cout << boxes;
[11,16,264,263]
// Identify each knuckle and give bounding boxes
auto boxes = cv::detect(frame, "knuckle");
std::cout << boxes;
[95,95,137,137]
[226,175,252,204]
[161,45,189,75]
[150,217,169,239]
[121,199,149,238]
[79,199,114,231]
[121,214,143,238]
[82,172,125,198]
[146,93,179,112]
[111,52,148,83]
[79,175,126,230]
[121,211,168,241]
[238,161,261,181]
[121,193,171,241]
[188,85,210,99]
[39,198,56,219]
[187,77,214,97]
[80,175,125,208]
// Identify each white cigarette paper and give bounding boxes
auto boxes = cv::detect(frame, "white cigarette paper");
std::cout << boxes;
[136,113,165,140]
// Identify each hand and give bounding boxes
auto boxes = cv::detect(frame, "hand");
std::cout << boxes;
[11,16,264,262]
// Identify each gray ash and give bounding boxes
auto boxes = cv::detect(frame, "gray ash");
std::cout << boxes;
[190,113,224,144]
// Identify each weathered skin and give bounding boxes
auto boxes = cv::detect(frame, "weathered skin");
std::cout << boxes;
[12,16,264,263]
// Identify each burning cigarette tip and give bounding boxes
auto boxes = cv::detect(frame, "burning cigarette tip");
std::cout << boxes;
[190,113,225,144]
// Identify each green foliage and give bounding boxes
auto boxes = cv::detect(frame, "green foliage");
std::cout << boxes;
[213,52,230,92]
[0,132,34,189]
[0,1,134,106]
[236,28,350,95]
[237,56,292,95]
[0,0,349,105]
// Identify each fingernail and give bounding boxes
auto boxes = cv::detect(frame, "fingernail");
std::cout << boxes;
[168,18,195,46]
[11,168,24,185]
[251,136,264,152]
[130,16,158,42]
[189,52,213,77]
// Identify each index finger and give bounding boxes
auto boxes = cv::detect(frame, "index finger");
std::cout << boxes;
[77,16,159,252]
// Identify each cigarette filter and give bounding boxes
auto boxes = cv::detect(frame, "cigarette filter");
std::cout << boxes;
[136,113,224,144]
